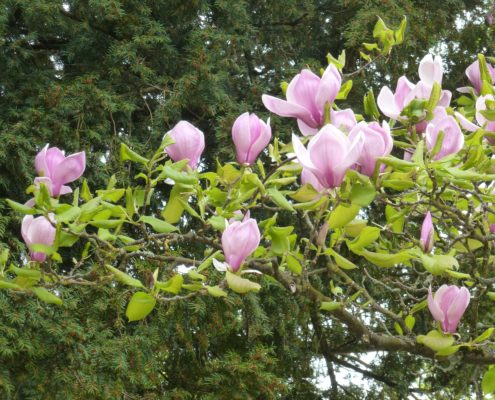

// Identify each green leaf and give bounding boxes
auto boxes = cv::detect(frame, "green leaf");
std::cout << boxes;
[426,82,441,118]
[349,181,376,207]
[385,205,405,233]
[286,254,302,275]
[347,227,381,252]
[364,89,380,120]
[10,266,41,280]
[208,215,227,231]
[268,226,293,255]
[0,280,23,290]
[289,184,320,202]
[6,199,36,215]
[378,156,415,170]
[405,314,416,331]
[394,16,407,44]
[155,274,183,294]
[206,285,228,298]
[327,249,358,270]
[159,165,197,185]
[472,328,494,344]
[361,250,412,267]
[226,271,261,294]
[97,189,126,203]
[187,269,206,282]
[81,179,93,201]
[197,250,223,272]
[483,367,495,394]
[178,198,202,220]
[267,188,295,212]
[435,345,460,356]
[55,205,81,223]
[320,301,342,311]
[140,216,178,233]
[328,204,360,229]
[478,54,493,96]
[363,42,379,51]
[0,248,8,269]
[120,143,149,164]
[32,287,62,305]
[417,330,455,352]
[336,80,352,100]
[126,292,156,322]
[161,184,189,224]
[89,219,123,229]
[421,254,458,275]
[106,265,144,288]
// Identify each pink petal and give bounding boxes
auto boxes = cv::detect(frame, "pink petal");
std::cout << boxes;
[52,151,86,188]
[377,86,400,119]
[428,286,445,323]
[262,94,317,128]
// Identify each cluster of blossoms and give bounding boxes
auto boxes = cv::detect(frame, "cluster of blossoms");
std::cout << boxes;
[22,146,86,262]
[21,52,487,335]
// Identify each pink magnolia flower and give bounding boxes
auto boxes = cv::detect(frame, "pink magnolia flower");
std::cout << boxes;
[221,213,260,272]
[292,125,364,189]
[349,121,393,176]
[425,108,464,160]
[330,109,357,133]
[21,214,56,262]
[420,212,434,253]
[377,55,451,122]
[232,112,272,166]
[464,60,495,94]
[377,76,415,120]
[164,121,205,169]
[428,285,470,334]
[262,64,342,136]
[34,145,86,197]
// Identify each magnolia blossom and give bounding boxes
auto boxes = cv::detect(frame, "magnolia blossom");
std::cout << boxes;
[21,214,56,262]
[232,112,272,165]
[349,121,393,176]
[330,109,357,133]
[34,145,86,197]
[463,60,495,94]
[377,55,451,122]
[262,64,342,136]
[221,213,260,272]
[292,125,364,189]
[164,121,205,169]
[420,211,434,253]
[425,108,464,160]
[428,285,470,334]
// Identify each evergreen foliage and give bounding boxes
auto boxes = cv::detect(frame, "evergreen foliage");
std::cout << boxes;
[1,1,494,399]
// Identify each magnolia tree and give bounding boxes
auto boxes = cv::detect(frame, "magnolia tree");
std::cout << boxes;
[4,17,495,395]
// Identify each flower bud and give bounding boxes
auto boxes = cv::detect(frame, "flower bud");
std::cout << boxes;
[428,285,470,334]
[221,213,260,272]
[232,112,271,166]
[420,212,434,253]
[34,145,86,196]
[164,121,205,169]
[21,215,56,262]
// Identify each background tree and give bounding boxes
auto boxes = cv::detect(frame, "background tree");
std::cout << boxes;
[0,1,494,399]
